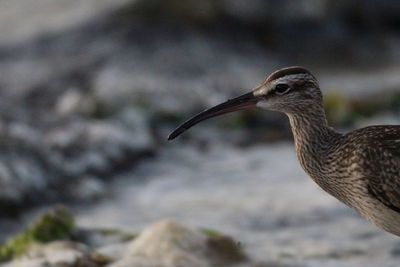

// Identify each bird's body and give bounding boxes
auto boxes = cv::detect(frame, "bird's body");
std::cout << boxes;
[168,66,400,236]
[290,113,400,235]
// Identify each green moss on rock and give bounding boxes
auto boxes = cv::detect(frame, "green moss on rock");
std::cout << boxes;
[0,205,74,262]
[200,228,223,238]
[200,227,246,264]
[206,233,247,264]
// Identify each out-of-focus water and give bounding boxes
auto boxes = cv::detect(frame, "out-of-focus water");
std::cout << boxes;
[76,142,400,266]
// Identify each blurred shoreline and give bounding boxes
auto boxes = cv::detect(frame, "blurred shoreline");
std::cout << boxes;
[0,1,399,266]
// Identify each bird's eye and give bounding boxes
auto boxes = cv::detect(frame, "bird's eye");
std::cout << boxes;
[275,84,290,95]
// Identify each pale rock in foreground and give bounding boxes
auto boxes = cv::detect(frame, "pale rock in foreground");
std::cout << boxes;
[4,241,89,267]
[111,219,246,267]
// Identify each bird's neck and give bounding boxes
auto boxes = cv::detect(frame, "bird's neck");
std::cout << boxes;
[287,105,342,175]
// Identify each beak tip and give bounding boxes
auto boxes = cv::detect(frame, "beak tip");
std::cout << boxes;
[168,127,187,141]
[167,131,177,141]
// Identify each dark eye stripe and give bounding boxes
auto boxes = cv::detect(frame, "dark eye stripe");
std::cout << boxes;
[275,84,290,95]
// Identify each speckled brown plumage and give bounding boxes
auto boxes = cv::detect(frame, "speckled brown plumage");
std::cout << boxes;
[168,66,400,236]
[263,68,400,236]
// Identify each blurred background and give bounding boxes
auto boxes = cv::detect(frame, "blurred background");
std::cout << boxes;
[0,0,400,266]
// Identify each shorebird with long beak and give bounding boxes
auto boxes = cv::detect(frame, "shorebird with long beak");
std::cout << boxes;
[168,66,400,236]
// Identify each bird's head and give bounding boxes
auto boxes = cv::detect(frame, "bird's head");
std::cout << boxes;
[168,66,322,140]
[254,66,322,113]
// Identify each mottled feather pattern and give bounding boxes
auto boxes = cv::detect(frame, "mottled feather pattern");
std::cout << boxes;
[264,68,400,236]
[354,126,400,211]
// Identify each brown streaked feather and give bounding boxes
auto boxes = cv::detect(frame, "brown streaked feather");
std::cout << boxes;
[358,126,400,212]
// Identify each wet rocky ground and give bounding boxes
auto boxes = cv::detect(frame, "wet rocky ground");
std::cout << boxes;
[1,0,400,266]
[75,141,400,267]
[3,139,400,266]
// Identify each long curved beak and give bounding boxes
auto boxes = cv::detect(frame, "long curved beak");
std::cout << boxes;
[167,92,258,140]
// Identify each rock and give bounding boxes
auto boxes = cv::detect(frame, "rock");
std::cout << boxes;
[1,207,126,266]
[2,211,247,267]
[0,206,74,262]
[4,241,114,267]
[9,241,89,267]
[112,219,246,267]
[95,242,129,263]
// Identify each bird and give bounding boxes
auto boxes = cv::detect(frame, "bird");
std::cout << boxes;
[168,66,400,236]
